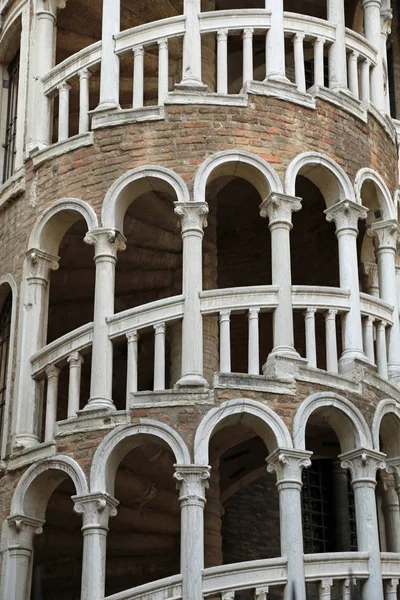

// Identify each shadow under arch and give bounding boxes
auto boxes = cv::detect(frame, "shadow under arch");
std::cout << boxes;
[355,168,396,222]
[194,149,283,204]
[372,398,400,456]
[194,398,292,465]
[90,419,190,496]
[293,391,372,453]
[101,166,190,232]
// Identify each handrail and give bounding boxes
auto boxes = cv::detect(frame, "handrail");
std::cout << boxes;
[115,15,186,54]
[360,292,394,324]
[103,574,182,600]
[200,285,279,315]
[203,557,288,596]
[345,27,377,65]
[200,9,271,33]
[43,41,102,96]
[283,12,336,42]
[304,552,370,581]
[292,285,350,311]
[381,552,400,578]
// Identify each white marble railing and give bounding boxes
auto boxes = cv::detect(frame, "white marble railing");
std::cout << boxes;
[41,10,380,145]
[103,574,182,600]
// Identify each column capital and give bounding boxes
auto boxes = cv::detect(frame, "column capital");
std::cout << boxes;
[386,456,400,477]
[362,0,382,8]
[7,514,44,546]
[174,202,209,234]
[158,37,168,50]
[259,193,302,229]
[45,364,60,378]
[126,329,139,343]
[340,448,386,484]
[174,464,211,505]
[68,350,84,367]
[266,448,312,485]
[79,68,92,81]
[381,8,393,37]
[73,492,119,528]
[84,227,127,258]
[325,200,368,234]
[243,28,254,38]
[368,219,399,251]
[26,248,60,280]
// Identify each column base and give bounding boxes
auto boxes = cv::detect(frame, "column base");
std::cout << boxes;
[175,373,209,388]
[262,353,307,382]
[264,73,291,85]
[13,433,40,451]
[338,349,369,375]
[82,396,117,412]
[92,101,121,113]
[175,80,208,93]
[388,363,400,387]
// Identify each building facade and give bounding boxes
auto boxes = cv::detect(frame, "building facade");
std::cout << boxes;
[0,0,400,599]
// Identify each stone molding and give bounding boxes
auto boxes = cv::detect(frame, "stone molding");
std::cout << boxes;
[340,448,386,484]
[325,200,368,234]
[266,448,312,485]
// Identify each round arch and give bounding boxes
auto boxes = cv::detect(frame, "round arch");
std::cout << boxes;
[90,420,191,495]
[0,275,18,459]
[194,398,293,465]
[285,152,356,206]
[194,150,283,204]
[28,198,99,256]
[354,168,396,221]
[372,398,400,455]
[10,456,88,521]
[293,392,372,453]
[101,166,190,232]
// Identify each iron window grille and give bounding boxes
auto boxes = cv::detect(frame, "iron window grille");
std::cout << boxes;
[0,294,12,443]
[3,52,20,183]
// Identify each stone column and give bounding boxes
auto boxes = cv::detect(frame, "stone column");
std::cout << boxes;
[73,493,119,600]
[381,9,392,114]
[332,461,352,550]
[177,0,206,89]
[260,193,302,365]
[267,448,312,600]
[362,0,385,111]
[67,351,84,418]
[264,0,289,83]
[14,250,59,449]
[325,201,368,371]
[380,471,400,552]
[3,515,44,600]
[368,221,400,383]
[327,0,348,90]
[97,0,120,110]
[340,449,386,600]
[83,229,126,411]
[204,459,223,568]
[174,203,209,388]
[174,465,211,600]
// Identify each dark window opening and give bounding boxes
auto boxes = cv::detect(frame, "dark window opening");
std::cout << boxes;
[0,294,12,442]
[304,57,329,89]
[3,52,20,183]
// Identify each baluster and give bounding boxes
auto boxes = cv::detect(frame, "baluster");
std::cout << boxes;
[293,33,306,93]
[154,322,166,391]
[133,46,144,109]
[255,586,269,600]
[67,351,83,418]
[325,309,338,374]
[242,28,254,85]
[348,51,359,99]
[158,38,169,105]
[362,316,375,365]
[385,578,399,600]
[342,578,354,600]
[126,330,139,407]
[219,310,231,373]
[44,365,60,442]
[319,578,333,600]
[222,592,235,600]
[313,37,325,87]
[79,68,91,134]
[360,58,371,104]
[57,82,71,142]
[248,308,260,375]
[217,29,228,94]
[376,320,388,379]
[305,308,317,368]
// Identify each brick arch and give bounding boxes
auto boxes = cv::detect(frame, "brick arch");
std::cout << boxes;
[194,398,293,465]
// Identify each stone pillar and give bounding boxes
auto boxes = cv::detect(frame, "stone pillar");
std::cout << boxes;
[174,465,211,600]
[332,461,352,550]
[178,0,206,89]
[327,0,348,90]
[380,471,400,552]
[73,493,119,600]
[362,0,385,111]
[97,0,120,110]
[260,193,302,365]
[174,203,209,388]
[368,221,400,383]
[264,0,289,83]
[44,364,60,442]
[14,250,59,449]
[381,9,392,114]
[267,448,312,600]
[325,201,368,371]
[67,351,84,418]
[3,515,44,600]
[340,449,386,600]
[204,459,223,568]
[83,229,126,411]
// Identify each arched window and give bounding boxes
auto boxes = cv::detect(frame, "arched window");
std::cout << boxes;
[0,293,12,444]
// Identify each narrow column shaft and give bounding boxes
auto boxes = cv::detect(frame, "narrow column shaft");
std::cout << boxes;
[293,33,306,93]
[174,203,209,388]
[332,461,352,550]
[381,474,400,552]
[386,579,399,600]
[242,28,254,85]
[158,39,169,104]
[327,0,347,90]
[264,0,288,83]
[376,320,388,378]
[133,46,144,109]
[33,10,56,147]
[219,311,231,373]
[325,309,338,374]
[79,69,91,134]
[305,308,317,367]
[363,316,375,364]
[362,0,385,110]
[126,330,139,407]
[348,51,359,98]
[319,579,333,599]
[217,30,228,94]
[179,0,204,88]
[360,59,371,103]
[175,466,210,600]
[67,351,83,418]
[267,449,312,600]
[98,0,120,109]
[248,308,260,375]
[44,365,60,442]
[313,37,325,87]
[381,11,392,114]
[57,82,71,142]
[153,323,166,391]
